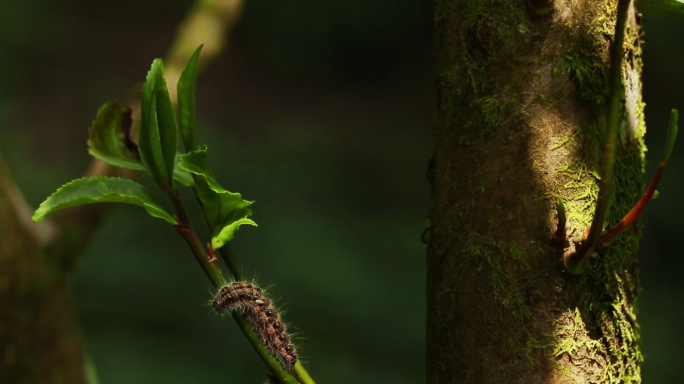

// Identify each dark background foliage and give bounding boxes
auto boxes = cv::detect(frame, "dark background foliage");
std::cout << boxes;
[0,1,681,383]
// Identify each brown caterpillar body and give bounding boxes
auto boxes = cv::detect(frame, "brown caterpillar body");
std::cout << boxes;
[213,282,298,370]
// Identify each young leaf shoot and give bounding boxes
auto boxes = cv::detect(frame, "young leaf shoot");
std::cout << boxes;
[178,45,203,153]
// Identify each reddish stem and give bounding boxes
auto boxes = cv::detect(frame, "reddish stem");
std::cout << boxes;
[598,160,664,247]
[168,189,224,287]
[207,244,217,262]
[597,109,678,247]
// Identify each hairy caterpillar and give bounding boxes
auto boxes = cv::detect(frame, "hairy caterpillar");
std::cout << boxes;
[213,282,298,370]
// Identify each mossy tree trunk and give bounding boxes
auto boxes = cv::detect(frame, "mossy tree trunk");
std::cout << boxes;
[427,0,645,382]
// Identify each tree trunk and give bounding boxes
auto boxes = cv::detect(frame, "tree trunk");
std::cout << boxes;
[0,156,90,384]
[427,0,645,382]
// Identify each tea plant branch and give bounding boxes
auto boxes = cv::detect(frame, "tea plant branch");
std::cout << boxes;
[564,0,630,274]
[188,187,245,281]
[46,0,245,267]
[175,164,315,383]
[164,187,309,384]
[175,157,312,381]
[165,192,295,383]
[172,54,316,382]
[32,30,315,384]
[166,188,226,287]
[152,48,315,383]
[152,47,316,382]
[293,364,316,384]
[174,50,247,283]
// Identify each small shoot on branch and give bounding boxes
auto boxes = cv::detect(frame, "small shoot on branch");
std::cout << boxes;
[598,109,678,247]
[138,60,178,190]
[177,146,256,250]
[178,45,203,153]
[564,110,679,274]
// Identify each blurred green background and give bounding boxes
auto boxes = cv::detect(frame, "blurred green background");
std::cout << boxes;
[0,1,681,383]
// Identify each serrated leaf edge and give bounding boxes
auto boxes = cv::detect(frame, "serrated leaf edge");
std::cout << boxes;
[32,176,178,225]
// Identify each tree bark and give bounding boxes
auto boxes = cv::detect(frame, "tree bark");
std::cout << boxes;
[0,155,89,384]
[427,0,645,382]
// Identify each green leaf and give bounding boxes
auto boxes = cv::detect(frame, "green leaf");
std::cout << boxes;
[155,72,179,184]
[139,69,164,187]
[33,177,177,225]
[211,207,257,250]
[664,109,679,162]
[178,146,256,249]
[173,159,195,187]
[178,45,203,152]
[177,145,253,227]
[87,100,191,188]
[87,101,144,170]
[139,59,178,188]
[636,0,684,16]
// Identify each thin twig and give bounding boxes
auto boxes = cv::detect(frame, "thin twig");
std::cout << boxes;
[564,0,631,274]
[598,109,678,247]
[167,188,226,287]
[166,189,301,384]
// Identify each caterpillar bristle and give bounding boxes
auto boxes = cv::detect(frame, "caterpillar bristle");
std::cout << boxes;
[213,282,298,370]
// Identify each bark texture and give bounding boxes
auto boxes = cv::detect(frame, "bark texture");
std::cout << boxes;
[0,156,89,384]
[427,0,645,382]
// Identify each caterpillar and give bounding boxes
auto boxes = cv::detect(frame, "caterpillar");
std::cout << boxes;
[213,282,298,370]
